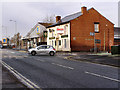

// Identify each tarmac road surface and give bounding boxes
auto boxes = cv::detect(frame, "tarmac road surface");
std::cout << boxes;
[1,49,120,89]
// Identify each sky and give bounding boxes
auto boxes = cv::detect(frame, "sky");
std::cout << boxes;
[0,0,119,40]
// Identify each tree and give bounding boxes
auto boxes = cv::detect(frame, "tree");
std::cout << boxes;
[42,14,55,23]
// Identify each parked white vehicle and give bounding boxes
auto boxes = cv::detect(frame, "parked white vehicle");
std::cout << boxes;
[0,44,3,49]
[28,45,56,56]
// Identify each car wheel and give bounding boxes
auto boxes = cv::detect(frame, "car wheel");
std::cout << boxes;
[49,51,54,56]
[31,51,36,56]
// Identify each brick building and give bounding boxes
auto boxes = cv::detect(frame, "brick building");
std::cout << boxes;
[47,6,114,52]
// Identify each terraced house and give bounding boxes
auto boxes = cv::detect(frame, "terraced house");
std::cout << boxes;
[47,6,114,52]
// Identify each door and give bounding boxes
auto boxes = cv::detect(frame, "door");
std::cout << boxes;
[37,46,45,54]
[44,45,50,54]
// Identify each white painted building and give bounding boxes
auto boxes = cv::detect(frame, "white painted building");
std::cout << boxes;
[47,22,71,51]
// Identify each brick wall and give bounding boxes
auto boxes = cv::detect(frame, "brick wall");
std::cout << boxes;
[70,8,114,52]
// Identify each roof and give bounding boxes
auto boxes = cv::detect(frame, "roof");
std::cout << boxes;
[61,12,82,23]
[26,22,51,38]
[47,7,114,28]
[38,22,53,27]
[47,11,83,28]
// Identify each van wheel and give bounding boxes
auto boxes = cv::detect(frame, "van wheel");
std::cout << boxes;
[49,52,54,56]
[31,51,36,56]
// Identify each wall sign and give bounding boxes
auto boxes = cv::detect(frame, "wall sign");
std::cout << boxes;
[57,28,64,34]
[95,39,101,43]
[36,26,40,34]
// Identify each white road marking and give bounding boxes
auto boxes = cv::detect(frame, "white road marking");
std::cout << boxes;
[1,61,41,89]
[36,59,45,62]
[85,71,120,83]
[11,52,15,53]
[52,63,74,70]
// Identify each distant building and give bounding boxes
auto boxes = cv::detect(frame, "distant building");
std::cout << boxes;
[114,27,120,45]
[47,6,114,52]
[0,41,2,44]
[21,22,52,50]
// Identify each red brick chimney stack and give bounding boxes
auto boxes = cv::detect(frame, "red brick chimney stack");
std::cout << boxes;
[81,6,87,14]
[56,16,61,23]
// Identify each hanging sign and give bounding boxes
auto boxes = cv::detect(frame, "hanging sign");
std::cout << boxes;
[2,38,7,43]
[36,26,40,34]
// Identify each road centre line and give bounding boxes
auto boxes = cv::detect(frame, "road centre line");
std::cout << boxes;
[52,63,74,70]
[85,71,120,83]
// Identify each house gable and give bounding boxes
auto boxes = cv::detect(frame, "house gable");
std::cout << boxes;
[70,7,114,51]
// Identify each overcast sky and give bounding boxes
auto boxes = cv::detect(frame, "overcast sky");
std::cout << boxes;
[0,0,119,40]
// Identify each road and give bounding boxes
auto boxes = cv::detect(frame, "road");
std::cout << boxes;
[1,49,120,88]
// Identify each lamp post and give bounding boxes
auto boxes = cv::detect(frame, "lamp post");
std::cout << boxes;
[9,20,17,48]
[2,25,7,38]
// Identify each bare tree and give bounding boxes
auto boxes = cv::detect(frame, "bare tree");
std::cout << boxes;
[43,14,55,23]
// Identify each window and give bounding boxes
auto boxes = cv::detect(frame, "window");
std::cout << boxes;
[38,46,45,49]
[55,41,56,46]
[59,40,61,46]
[64,26,66,35]
[52,40,53,46]
[23,41,27,46]
[64,25,68,35]
[64,39,67,48]
[94,22,99,32]
[52,31,54,37]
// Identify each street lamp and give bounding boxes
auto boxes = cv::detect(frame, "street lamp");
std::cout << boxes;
[9,19,17,48]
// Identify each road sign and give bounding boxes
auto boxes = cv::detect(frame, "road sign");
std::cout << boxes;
[90,32,95,36]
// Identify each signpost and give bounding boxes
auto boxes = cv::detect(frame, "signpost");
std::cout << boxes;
[90,32,96,53]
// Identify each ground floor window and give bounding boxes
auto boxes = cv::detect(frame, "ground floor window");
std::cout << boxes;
[59,40,61,46]
[52,40,53,46]
[64,39,67,48]
[55,41,56,46]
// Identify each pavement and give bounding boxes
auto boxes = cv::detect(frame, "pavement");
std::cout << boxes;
[2,65,28,89]
[56,52,120,68]
[0,49,27,89]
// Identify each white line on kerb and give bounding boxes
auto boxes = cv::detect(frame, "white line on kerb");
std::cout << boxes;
[52,63,74,70]
[85,71,120,83]
[1,61,41,89]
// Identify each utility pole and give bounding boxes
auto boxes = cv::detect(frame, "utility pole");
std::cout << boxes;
[94,33,96,53]
[104,29,106,51]
[9,20,17,49]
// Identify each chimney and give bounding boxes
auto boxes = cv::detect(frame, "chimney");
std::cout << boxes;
[81,6,87,14]
[56,16,61,23]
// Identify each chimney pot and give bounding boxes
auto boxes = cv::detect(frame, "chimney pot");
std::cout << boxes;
[56,16,61,23]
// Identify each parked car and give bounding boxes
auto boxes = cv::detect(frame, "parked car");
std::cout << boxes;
[28,45,56,56]
[0,44,3,49]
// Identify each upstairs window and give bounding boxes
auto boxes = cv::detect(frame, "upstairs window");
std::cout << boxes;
[94,22,99,32]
